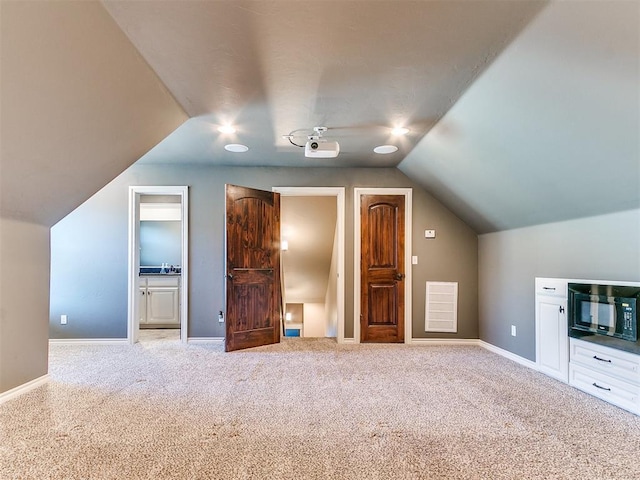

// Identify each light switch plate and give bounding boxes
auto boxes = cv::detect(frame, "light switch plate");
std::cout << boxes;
[412,256,418,265]
[425,229,436,239]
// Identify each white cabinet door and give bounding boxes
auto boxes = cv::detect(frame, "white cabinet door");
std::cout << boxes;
[146,287,179,325]
[536,294,568,382]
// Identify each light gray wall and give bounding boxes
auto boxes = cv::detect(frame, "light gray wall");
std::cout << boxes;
[0,218,50,393]
[50,164,478,340]
[479,209,640,361]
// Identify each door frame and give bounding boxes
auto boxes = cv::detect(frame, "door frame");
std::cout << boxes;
[354,188,412,344]
[272,187,346,343]
[127,186,189,344]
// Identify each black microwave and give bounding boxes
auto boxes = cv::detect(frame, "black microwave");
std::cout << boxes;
[568,283,640,342]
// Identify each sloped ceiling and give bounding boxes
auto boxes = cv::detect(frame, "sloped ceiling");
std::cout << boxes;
[398,0,640,233]
[0,1,187,226]
[3,1,636,234]
[102,0,546,169]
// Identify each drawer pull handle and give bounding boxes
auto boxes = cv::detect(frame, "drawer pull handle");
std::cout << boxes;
[542,287,556,291]
[592,382,611,391]
[593,355,612,363]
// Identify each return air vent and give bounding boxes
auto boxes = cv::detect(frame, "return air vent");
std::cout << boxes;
[425,282,458,333]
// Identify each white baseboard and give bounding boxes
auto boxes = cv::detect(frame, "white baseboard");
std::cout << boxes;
[49,338,129,345]
[341,338,357,344]
[187,337,224,344]
[478,340,538,370]
[0,374,49,405]
[409,338,480,346]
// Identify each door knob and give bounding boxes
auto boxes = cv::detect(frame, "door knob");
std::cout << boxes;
[394,273,405,280]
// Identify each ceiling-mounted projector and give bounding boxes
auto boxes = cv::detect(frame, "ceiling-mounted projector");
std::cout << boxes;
[305,138,340,158]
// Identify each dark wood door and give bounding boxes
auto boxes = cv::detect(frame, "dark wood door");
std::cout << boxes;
[360,194,405,343]
[225,184,281,352]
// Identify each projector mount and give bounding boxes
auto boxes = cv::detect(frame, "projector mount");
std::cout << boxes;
[282,126,329,148]
[282,126,340,158]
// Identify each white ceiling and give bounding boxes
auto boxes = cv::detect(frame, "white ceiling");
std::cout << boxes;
[102,0,546,169]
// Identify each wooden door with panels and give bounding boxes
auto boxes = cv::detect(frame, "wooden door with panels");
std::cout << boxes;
[360,194,405,343]
[225,184,282,352]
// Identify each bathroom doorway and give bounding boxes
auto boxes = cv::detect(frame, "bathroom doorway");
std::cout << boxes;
[127,186,189,344]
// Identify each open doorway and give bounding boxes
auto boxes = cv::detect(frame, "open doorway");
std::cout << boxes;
[273,187,345,343]
[127,186,189,344]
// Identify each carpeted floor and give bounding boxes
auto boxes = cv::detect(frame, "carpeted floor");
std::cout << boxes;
[1,333,640,479]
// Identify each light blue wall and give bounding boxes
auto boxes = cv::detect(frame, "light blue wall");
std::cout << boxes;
[50,163,478,340]
[478,209,640,361]
[140,221,181,266]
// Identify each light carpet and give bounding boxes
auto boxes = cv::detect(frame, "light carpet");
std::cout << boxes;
[1,334,640,479]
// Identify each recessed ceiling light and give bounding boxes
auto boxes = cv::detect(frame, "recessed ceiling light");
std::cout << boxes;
[374,145,398,154]
[224,144,249,153]
[218,125,236,134]
[391,127,410,136]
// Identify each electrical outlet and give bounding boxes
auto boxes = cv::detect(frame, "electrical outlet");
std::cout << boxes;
[511,325,516,337]
[61,315,68,325]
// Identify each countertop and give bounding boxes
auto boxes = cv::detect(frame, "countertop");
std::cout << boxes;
[139,266,181,276]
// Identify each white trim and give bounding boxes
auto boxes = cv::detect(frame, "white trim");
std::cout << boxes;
[49,338,129,345]
[353,188,412,344]
[187,337,225,344]
[341,338,357,344]
[409,338,480,346]
[0,374,49,405]
[128,186,189,345]
[273,187,346,344]
[478,340,538,370]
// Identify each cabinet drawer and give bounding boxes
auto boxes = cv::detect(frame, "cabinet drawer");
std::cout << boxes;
[146,276,180,288]
[535,278,567,297]
[569,364,639,414]
[570,338,640,384]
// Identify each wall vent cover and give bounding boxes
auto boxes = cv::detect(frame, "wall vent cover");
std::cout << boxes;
[425,281,458,332]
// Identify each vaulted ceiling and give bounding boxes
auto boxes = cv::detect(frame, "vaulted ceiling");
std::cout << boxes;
[102,0,546,171]
[102,0,639,233]
[2,1,638,234]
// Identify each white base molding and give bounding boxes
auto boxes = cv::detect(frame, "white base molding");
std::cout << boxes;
[49,338,129,345]
[340,338,357,344]
[0,374,49,405]
[410,338,480,346]
[478,340,538,370]
[187,337,224,344]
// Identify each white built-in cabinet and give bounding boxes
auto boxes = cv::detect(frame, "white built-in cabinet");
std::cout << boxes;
[535,277,569,383]
[139,276,180,327]
[569,338,639,414]
[535,277,640,415]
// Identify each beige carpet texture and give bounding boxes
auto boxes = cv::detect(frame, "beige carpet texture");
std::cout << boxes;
[2,332,640,479]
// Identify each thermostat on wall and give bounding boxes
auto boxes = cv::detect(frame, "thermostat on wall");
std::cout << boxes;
[425,229,436,239]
